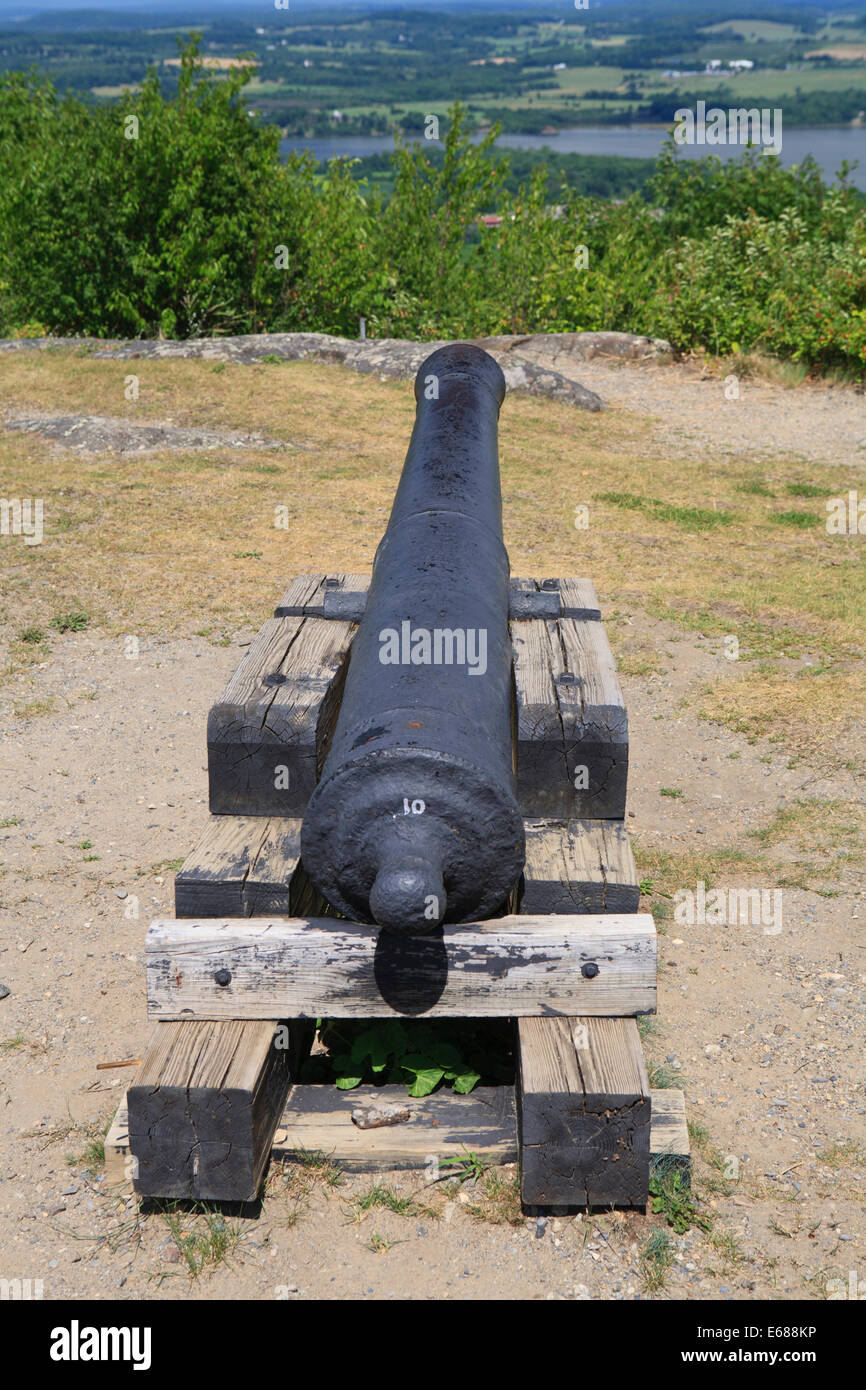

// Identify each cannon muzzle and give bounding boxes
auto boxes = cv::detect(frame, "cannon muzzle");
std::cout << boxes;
[300,343,525,933]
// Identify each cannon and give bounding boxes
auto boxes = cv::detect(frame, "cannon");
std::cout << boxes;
[300,343,525,934]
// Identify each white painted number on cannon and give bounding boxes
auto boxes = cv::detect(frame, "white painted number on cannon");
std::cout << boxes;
[403,798,426,815]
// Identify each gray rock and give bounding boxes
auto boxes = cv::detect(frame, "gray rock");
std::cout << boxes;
[3,413,295,456]
[0,329,673,412]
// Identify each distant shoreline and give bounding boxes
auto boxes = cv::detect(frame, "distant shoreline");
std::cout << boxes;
[279,125,866,190]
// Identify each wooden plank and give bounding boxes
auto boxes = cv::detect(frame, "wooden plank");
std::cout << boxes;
[145,912,656,1020]
[206,612,355,815]
[512,599,628,820]
[649,1088,691,1186]
[518,1016,651,1208]
[105,1086,686,1188]
[521,818,639,915]
[558,577,602,621]
[175,815,329,919]
[275,1084,516,1171]
[174,816,273,917]
[106,1087,516,1183]
[126,1019,311,1200]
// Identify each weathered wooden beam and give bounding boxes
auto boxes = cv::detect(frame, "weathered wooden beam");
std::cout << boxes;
[521,817,639,915]
[145,912,657,1020]
[206,588,358,816]
[207,574,625,822]
[130,817,327,1202]
[106,1085,687,1188]
[126,1019,311,1201]
[512,583,628,820]
[174,815,325,918]
[518,1015,651,1208]
[649,1088,691,1187]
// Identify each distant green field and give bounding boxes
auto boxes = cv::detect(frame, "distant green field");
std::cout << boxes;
[3,1,865,141]
[699,20,806,42]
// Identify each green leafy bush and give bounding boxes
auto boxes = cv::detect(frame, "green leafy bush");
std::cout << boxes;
[303,1018,514,1097]
[1,37,863,374]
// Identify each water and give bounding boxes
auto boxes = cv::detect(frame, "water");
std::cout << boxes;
[281,124,866,189]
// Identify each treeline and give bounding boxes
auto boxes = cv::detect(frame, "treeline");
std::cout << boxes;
[351,148,656,201]
[0,42,863,375]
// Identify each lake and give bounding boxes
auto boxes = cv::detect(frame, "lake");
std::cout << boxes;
[281,124,866,190]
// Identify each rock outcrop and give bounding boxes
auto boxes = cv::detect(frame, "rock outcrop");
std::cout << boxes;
[0,329,673,413]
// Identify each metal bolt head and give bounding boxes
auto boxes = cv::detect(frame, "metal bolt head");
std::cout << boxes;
[214,968,232,987]
[581,961,599,979]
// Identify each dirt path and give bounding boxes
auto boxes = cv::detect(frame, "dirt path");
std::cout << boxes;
[538,353,866,467]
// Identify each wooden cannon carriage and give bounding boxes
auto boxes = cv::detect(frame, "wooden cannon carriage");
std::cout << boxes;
[106,571,688,1207]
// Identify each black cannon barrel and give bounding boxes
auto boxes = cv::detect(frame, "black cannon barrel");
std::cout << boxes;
[300,343,525,933]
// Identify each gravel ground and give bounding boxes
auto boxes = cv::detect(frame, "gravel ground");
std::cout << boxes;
[0,618,862,1302]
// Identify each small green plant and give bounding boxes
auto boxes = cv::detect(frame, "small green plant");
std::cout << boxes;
[149,857,185,875]
[306,1018,512,1097]
[595,492,733,530]
[465,1170,522,1226]
[1,1032,25,1051]
[736,479,775,497]
[290,1148,343,1186]
[646,1060,679,1089]
[159,1202,244,1278]
[784,483,825,498]
[18,625,45,644]
[51,610,90,633]
[0,816,21,828]
[650,1160,711,1235]
[659,787,684,799]
[771,510,816,529]
[640,1228,675,1292]
[436,1150,489,1184]
[817,1140,864,1169]
[366,1230,400,1253]
[353,1183,416,1217]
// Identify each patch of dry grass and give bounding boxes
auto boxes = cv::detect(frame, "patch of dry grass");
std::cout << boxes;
[1,348,864,761]
[634,800,865,902]
[698,667,866,764]
[464,1169,523,1225]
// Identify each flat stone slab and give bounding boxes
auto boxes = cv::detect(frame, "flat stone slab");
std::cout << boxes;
[3,412,296,455]
[0,330,673,412]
